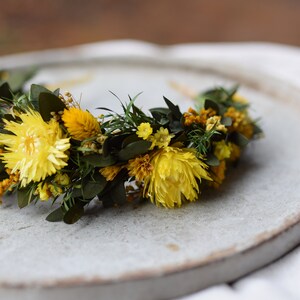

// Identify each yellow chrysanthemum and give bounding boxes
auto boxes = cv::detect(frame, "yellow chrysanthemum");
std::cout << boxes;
[0,110,70,187]
[136,122,153,140]
[144,147,211,208]
[213,140,232,161]
[150,127,175,149]
[128,154,153,181]
[62,107,100,140]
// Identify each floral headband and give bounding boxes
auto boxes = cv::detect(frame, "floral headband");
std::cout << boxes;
[0,70,262,224]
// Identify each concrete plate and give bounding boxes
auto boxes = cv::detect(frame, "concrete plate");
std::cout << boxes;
[0,41,300,300]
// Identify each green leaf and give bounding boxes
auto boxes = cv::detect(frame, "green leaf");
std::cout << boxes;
[6,68,36,92]
[118,140,151,161]
[231,132,249,147]
[72,173,107,200]
[205,154,220,166]
[46,207,64,222]
[253,124,263,135]
[0,82,13,100]
[221,116,232,126]
[121,134,140,148]
[81,154,116,167]
[106,180,127,206]
[63,202,84,224]
[163,97,182,120]
[39,92,66,121]
[204,99,220,114]
[17,187,34,208]
[30,84,52,106]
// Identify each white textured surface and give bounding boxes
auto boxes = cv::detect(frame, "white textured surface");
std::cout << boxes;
[0,41,300,299]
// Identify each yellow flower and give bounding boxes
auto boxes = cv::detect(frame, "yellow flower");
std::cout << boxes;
[100,165,124,181]
[0,169,19,202]
[62,107,100,140]
[224,107,254,139]
[150,127,175,149]
[136,122,153,140]
[128,154,153,181]
[232,93,248,104]
[213,140,232,161]
[35,182,63,201]
[0,110,70,187]
[206,116,227,133]
[144,147,211,208]
[209,160,227,188]
[229,143,241,162]
[54,173,70,186]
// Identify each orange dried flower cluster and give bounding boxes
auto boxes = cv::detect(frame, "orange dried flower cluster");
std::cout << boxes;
[183,107,216,126]
[0,169,20,200]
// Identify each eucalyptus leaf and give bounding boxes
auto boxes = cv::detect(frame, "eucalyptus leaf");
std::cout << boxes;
[46,207,64,222]
[163,97,182,120]
[63,202,84,224]
[30,84,53,105]
[39,92,66,122]
[205,154,220,167]
[6,68,36,92]
[17,187,34,209]
[231,132,249,147]
[72,173,107,200]
[118,140,151,161]
[204,99,220,114]
[0,82,13,101]
[81,154,116,167]
[221,116,232,126]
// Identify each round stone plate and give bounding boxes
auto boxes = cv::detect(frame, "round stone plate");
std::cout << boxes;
[1,41,300,300]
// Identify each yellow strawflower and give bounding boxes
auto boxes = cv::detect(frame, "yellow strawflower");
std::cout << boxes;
[150,127,175,149]
[213,140,232,161]
[128,154,153,181]
[100,165,124,181]
[62,107,100,140]
[144,147,211,208]
[136,122,153,140]
[0,110,70,187]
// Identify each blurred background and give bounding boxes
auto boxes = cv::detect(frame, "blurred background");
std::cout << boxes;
[1,0,300,55]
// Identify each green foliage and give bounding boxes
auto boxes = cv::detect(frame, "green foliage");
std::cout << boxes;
[39,92,66,122]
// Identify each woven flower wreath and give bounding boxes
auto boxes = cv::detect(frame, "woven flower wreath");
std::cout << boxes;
[0,70,262,224]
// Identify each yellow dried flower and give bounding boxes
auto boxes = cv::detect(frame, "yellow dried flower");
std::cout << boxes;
[136,122,153,140]
[144,147,211,208]
[62,107,100,140]
[0,169,19,201]
[54,173,70,186]
[100,165,124,181]
[229,143,241,162]
[224,107,254,139]
[232,93,248,104]
[206,116,227,133]
[213,140,232,161]
[0,110,70,187]
[127,154,153,181]
[35,182,62,201]
[150,127,175,149]
[209,160,227,188]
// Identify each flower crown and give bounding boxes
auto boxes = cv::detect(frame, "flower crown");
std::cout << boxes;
[0,70,262,224]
